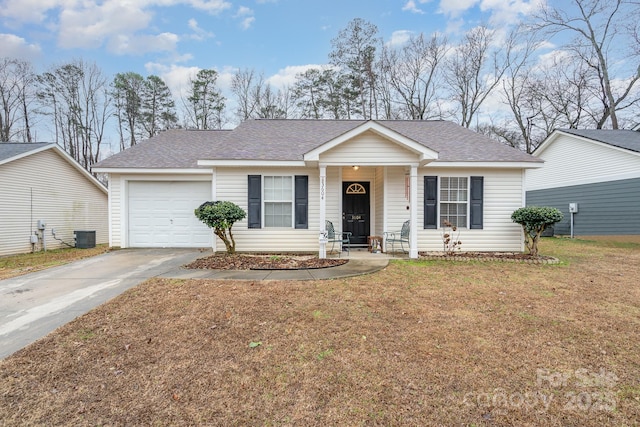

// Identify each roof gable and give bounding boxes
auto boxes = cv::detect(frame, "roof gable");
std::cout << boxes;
[0,142,106,193]
[303,121,438,164]
[536,129,640,157]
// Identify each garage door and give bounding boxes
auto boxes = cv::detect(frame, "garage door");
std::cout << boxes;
[128,181,212,247]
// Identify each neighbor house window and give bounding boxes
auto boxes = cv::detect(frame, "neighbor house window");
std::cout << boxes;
[440,177,468,228]
[264,176,293,227]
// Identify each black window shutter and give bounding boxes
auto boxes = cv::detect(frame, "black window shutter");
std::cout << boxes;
[247,175,261,229]
[470,176,484,229]
[294,175,308,229]
[424,176,438,229]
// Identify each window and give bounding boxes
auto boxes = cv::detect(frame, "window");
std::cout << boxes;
[264,176,293,227]
[424,176,483,230]
[440,177,468,228]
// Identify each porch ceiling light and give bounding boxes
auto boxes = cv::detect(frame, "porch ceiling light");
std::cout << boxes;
[352,165,359,170]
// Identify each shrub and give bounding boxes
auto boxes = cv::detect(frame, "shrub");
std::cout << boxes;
[195,201,246,254]
[441,220,462,255]
[511,206,563,257]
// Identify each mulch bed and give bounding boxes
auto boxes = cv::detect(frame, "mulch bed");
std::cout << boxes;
[185,253,348,270]
[420,251,560,264]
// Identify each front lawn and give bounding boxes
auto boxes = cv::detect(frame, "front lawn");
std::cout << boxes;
[0,245,110,280]
[1,238,639,425]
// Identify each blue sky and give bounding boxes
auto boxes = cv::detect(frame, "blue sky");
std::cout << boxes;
[0,0,541,97]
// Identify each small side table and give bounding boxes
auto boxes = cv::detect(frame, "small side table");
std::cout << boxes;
[368,235,383,253]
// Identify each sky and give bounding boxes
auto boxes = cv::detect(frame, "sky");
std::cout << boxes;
[0,0,544,100]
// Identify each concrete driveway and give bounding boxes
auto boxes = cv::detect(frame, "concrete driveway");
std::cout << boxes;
[0,248,205,360]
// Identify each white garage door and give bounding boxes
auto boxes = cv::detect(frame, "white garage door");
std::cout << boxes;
[128,181,212,247]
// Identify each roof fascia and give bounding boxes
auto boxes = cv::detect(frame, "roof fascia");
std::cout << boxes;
[427,161,544,169]
[92,167,212,174]
[197,160,306,167]
[303,120,439,162]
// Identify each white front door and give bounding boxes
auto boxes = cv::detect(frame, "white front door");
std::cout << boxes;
[128,181,212,247]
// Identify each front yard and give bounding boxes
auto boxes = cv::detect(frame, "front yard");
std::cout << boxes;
[1,238,639,425]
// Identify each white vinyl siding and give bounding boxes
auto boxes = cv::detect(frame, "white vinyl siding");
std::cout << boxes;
[527,133,640,191]
[217,167,320,252]
[374,166,385,236]
[320,130,420,164]
[418,168,524,252]
[0,149,108,256]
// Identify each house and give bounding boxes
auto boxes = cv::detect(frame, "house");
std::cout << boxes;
[92,119,542,258]
[526,129,640,236]
[0,143,108,256]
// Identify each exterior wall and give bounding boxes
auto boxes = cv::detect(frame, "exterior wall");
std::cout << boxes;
[527,134,640,191]
[0,149,108,256]
[321,130,420,164]
[107,173,212,248]
[527,178,640,235]
[106,166,527,253]
[417,168,525,252]
[217,167,321,252]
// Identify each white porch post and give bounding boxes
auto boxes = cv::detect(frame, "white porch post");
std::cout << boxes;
[319,166,327,258]
[410,165,418,259]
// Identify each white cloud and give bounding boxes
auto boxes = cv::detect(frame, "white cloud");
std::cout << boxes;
[235,6,255,30]
[402,0,431,14]
[266,64,326,89]
[187,18,215,41]
[438,0,478,17]
[387,30,414,48]
[57,2,152,49]
[0,33,42,59]
[108,33,180,55]
[0,0,59,24]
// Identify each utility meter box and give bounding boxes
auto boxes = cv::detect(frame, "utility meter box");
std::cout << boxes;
[37,219,46,230]
[569,203,579,213]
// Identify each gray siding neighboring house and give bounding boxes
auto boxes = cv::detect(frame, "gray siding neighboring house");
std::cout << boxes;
[526,129,640,236]
[0,143,108,256]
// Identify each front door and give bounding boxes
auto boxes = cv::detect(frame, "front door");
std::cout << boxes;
[343,182,370,246]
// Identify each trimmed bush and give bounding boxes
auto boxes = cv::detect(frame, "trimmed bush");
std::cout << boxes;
[511,206,563,257]
[195,201,246,254]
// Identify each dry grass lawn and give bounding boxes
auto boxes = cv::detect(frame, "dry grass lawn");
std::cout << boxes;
[1,238,639,426]
[0,245,110,280]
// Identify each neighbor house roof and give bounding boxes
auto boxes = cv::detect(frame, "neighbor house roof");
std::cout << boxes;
[93,119,540,170]
[558,129,640,154]
[0,143,53,164]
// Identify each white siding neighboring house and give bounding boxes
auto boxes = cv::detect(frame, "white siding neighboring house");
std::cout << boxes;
[526,129,640,235]
[93,119,543,257]
[0,143,108,256]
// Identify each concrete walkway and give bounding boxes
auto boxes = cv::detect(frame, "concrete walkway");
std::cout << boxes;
[158,257,389,281]
[0,249,389,359]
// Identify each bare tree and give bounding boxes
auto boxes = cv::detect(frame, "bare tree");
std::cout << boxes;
[37,59,110,169]
[231,68,260,122]
[380,33,449,120]
[531,0,640,128]
[445,25,511,128]
[0,58,36,142]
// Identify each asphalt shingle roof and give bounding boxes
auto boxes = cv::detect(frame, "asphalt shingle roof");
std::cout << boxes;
[94,119,540,169]
[560,129,640,153]
[0,143,53,163]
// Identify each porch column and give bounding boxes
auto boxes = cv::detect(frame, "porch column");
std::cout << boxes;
[410,165,418,259]
[319,166,327,258]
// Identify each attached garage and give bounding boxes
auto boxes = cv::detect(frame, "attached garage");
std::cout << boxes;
[127,181,212,247]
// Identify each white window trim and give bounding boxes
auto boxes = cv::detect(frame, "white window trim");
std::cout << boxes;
[262,175,295,228]
[438,176,470,229]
